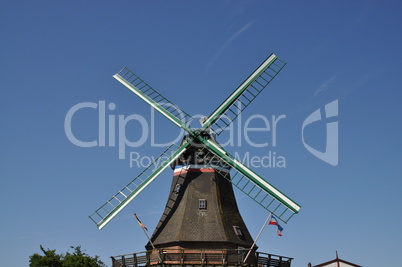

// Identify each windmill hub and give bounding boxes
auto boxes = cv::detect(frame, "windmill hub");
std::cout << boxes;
[171,132,218,169]
[187,129,210,139]
[185,130,213,145]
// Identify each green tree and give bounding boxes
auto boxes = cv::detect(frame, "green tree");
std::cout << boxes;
[29,245,106,267]
[29,245,62,267]
[62,246,106,267]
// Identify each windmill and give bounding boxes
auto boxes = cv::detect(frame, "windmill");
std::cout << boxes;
[89,53,301,266]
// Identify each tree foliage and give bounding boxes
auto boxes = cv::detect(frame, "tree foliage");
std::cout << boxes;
[29,245,106,267]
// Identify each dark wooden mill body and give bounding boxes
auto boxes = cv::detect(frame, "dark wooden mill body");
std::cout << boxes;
[147,134,254,252]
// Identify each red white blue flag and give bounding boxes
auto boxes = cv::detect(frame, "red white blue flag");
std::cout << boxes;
[268,215,283,236]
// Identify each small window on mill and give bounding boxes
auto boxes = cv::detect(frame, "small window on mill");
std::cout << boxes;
[233,226,243,236]
[199,199,207,210]
[174,184,181,194]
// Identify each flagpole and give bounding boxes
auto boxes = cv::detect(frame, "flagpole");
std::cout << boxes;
[243,212,273,264]
[134,213,161,262]
[140,222,156,250]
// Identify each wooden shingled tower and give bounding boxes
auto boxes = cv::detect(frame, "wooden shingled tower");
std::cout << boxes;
[148,134,254,251]
[89,53,301,267]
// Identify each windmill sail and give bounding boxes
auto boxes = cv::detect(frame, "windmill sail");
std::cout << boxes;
[201,54,286,135]
[114,67,193,132]
[89,142,189,229]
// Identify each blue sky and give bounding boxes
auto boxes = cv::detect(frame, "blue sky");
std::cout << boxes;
[1,1,402,266]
